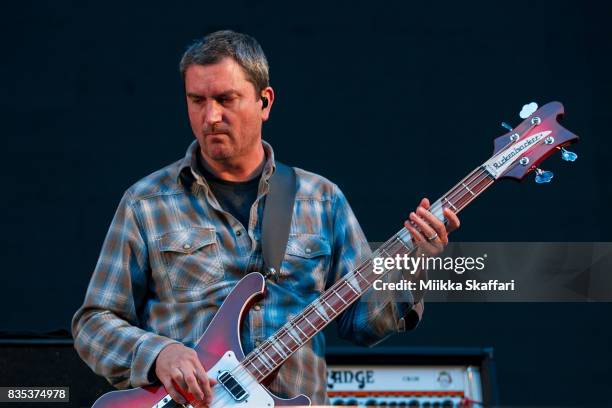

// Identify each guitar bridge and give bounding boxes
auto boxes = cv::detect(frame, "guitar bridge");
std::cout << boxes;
[218,370,249,401]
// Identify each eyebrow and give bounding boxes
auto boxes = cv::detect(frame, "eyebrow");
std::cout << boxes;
[187,90,241,99]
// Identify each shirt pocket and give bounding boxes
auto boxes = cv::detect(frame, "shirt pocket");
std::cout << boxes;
[281,234,332,294]
[157,227,224,292]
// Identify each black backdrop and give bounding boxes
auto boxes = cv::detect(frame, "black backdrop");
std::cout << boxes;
[2,1,611,406]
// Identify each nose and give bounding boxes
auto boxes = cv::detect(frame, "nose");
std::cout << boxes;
[203,100,223,128]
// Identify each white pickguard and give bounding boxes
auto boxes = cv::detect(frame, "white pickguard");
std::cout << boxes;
[154,351,275,408]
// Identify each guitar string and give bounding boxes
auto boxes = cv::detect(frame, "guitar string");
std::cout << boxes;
[233,167,494,387]
[175,118,546,406]
[181,119,546,405]
[206,168,495,406]
[206,127,535,404]
[223,166,495,390]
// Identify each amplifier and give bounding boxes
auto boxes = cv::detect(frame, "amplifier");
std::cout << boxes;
[0,341,496,408]
[325,347,497,407]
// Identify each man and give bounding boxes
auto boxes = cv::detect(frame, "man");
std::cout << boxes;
[72,30,460,406]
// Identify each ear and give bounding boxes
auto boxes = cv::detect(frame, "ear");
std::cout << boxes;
[260,86,274,121]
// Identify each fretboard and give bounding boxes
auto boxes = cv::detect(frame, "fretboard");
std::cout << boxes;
[240,165,495,382]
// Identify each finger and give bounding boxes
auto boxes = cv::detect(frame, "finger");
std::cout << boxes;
[194,367,214,403]
[419,197,430,210]
[416,207,448,245]
[165,382,186,404]
[191,354,215,400]
[170,368,188,402]
[409,212,438,242]
[195,372,216,404]
[443,208,461,232]
[182,366,205,401]
[192,356,215,385]
[405,223,438,254]
[404,222,423,243]
[163,371,186,404]
[203,378,215,404]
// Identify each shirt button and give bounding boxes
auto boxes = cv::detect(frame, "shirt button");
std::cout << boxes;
[253,304,261,311]
[183,243,192,250]
[236,230,242,236]
[255,340,262,347]
[305,247,312,254]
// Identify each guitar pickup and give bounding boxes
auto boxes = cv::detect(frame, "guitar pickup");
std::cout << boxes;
[218,370,249,401]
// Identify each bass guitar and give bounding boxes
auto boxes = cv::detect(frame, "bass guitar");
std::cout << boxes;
[92,101,579,407]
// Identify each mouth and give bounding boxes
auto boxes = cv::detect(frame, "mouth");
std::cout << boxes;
[204,133,229,142]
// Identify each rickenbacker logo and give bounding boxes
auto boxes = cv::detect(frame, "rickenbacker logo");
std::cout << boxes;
[492,131,551,169]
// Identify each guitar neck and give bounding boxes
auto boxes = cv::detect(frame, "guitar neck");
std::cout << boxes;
[239,165,496,382]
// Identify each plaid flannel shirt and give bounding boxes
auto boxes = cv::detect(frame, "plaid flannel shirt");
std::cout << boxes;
[71,140,423,404]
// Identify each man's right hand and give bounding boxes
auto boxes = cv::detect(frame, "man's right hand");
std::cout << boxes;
[155,343,215,405]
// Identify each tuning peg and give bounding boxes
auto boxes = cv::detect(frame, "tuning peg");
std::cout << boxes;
[560,147,578,162]
[534,168,554,184]
[519,102,539,119]
[501,122,513,131]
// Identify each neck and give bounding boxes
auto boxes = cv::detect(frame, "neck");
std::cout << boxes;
[200,143,266,182]
[236,165,496,383]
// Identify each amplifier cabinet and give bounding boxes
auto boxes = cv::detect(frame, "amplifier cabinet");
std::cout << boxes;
[325,347,497,407]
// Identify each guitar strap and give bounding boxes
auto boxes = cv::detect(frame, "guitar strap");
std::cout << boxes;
[261,161,297,280]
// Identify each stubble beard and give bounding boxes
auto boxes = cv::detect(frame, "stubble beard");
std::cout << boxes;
[201,131,260,163]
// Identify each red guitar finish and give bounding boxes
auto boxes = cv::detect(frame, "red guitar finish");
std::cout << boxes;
[92,101,579,408]
[92,273,310,407]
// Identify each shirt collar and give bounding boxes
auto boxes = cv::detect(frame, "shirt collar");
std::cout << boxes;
[177,139,277,188]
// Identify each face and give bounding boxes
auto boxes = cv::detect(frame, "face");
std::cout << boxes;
[184,57,273,162]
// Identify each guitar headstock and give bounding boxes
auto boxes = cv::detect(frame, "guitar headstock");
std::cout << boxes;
[484,101,579,182]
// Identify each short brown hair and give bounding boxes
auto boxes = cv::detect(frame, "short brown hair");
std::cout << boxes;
[179,30,269,95]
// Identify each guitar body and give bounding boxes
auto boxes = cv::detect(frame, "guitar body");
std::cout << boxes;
[92,272,311,408]
[91,101,579,408]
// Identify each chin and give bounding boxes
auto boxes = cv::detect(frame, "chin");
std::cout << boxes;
[205,143,235,161]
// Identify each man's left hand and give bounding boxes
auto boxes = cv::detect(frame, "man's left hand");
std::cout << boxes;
[403,197,460,257]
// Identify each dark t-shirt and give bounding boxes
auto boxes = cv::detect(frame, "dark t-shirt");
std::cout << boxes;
[196,152,262,228]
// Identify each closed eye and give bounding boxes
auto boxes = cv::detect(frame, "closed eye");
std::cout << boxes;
[188,94,204,104]
[217,94,238,105]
